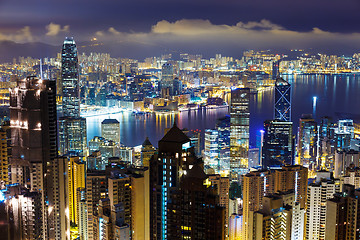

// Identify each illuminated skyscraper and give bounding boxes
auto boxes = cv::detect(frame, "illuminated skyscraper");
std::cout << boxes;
[101,119,120,144]
[149,123,224,239]
[274,78,291,122]
[262,120,293,168]
[230,88,250,176]
[297,114,318,169]
[216,115,231,173]
[61,37,80,117]
[0,124,9,187]
[59,37,87,158]
[160,63,174,98]
[58,117,87,157]
[68,156,85,225]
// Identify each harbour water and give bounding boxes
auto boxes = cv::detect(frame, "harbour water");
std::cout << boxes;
[85,74,360,148]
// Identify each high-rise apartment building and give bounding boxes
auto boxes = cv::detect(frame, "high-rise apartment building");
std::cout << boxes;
[274,78,291,122]
[149,123,225,239]
[68,156,85,225]
[242,165,308,239]
[230,88,250,176]
[325,193,357,240]
[262,120,293,168]
[306,172,341,240]
[101,119,120,144]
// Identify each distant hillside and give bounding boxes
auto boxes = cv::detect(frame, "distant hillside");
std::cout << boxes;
[0,41,60,63]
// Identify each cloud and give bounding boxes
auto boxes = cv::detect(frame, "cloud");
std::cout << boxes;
[92,19,360,56]
[45,22,69,36]
[0,26,34,42]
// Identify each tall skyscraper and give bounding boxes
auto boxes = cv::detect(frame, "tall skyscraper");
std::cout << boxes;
[230,88,250,176]
[59,37,87,158]
[68,156,85,225]
[149,123,225,239]
[274,78,291,122]
[9,76,58,239]
[297,114,318,169]
[160,63,174,98]
[0,124,9,187]
[217,115,231,173]
[61,37,80,117]
[262,120,293,168]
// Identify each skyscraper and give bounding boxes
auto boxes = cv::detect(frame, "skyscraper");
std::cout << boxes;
[262,120,293,168]
[274,78,291,122]
[101,119,120,144]
[149,123,225,239]
[230,88,250,176]
[160,63,174,98]
[61,37,80,117]
[59,37,87,158]
[297,114,318,169]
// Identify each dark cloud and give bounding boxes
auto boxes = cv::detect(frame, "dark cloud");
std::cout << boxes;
[0,0,360,58]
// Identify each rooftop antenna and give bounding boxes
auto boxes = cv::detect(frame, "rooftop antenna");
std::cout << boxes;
[40,58,43,79]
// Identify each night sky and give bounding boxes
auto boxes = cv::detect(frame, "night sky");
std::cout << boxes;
[1,0,360,58]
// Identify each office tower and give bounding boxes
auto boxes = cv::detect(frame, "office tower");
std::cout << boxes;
[274,78,291,122]
[343,168,360,189]
[141,137,155,167]
[97,200,130,239]
[160,63,174,98]
[0,125,9,187]
[60,37,87,158]
[182,129,202,157]
[319,116,332,140]
[68,156,85,225]
[217,115,231,173]
[58,117,87,157]
[272,60,280,79]
[306,172,341,240]
[334,149,360,177]
[204,129,219,171]
[325,193,357,239]
[61,37,80,117]
[262,120,293,168]
[9,76,58,239]
[297,114,318,169]
[209,174,230,239]
[118,145,133,164]
[88,136,105,153]
[172,77,182,96]
[101,119,120,144]
[334,119,354,151]
[108,172,132,233]
[230,88,250,176]
[87,150,103,170]
[85,171,108,240]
